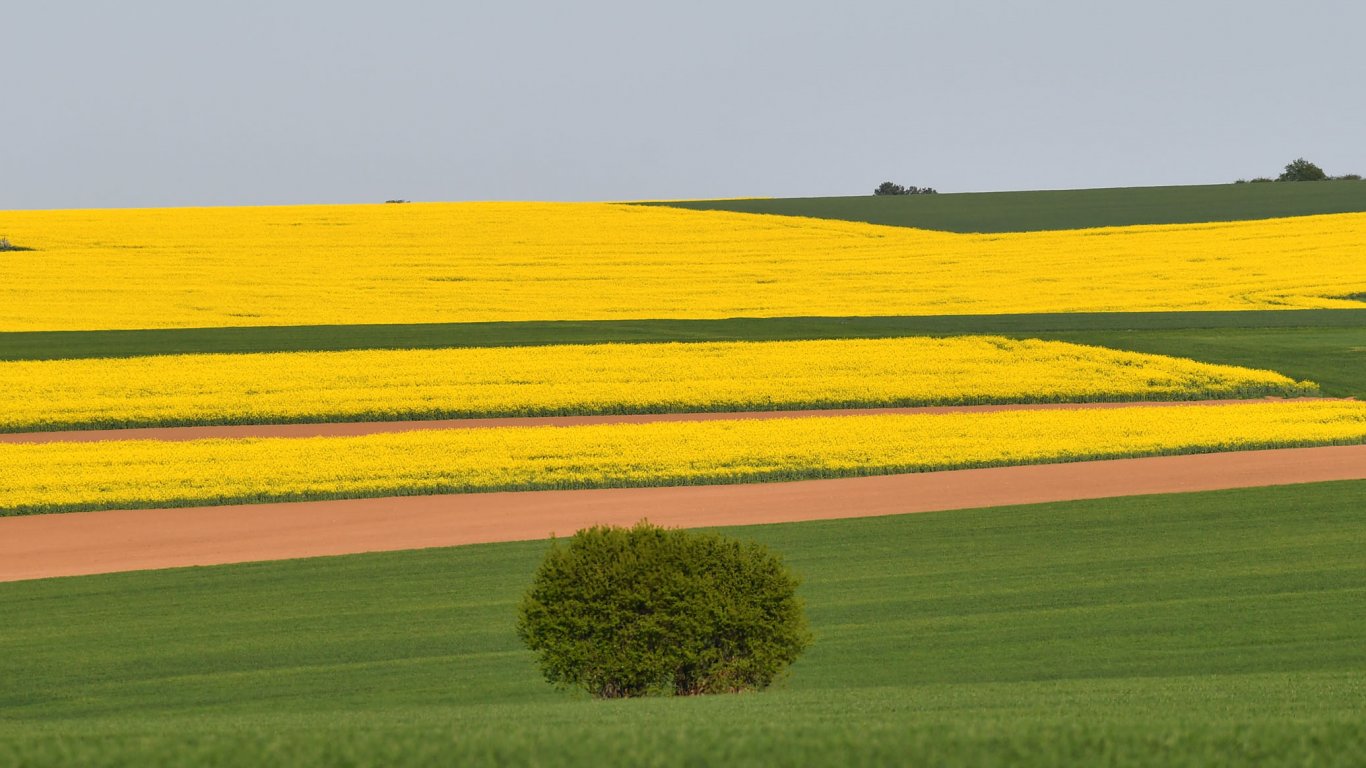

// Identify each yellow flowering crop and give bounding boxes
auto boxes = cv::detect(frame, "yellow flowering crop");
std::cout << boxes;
[3,400,1363,515]
[0,337,1316,431]
[2,203,1364,331]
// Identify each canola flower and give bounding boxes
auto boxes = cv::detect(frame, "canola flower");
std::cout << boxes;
[1,203,1364,331]
[2,400,1364,515]
[0,336,1317,432]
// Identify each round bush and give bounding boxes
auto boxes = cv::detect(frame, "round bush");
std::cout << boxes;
[516,521,811,698]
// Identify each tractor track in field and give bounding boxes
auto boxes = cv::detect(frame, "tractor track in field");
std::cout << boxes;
[0,397,1339,443]
[2,443,1364,583]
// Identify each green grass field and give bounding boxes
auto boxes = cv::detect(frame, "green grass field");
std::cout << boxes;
[2,481,1363,766]
[640,180,1366,233]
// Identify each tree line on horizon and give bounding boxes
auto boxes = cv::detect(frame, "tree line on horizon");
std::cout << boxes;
[1237,158,1361,184]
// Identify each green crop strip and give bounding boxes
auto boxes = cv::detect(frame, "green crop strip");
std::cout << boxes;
[4,309,1365,362]
[638,180,1366,233]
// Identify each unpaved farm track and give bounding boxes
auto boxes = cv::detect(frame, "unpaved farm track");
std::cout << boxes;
[3,444,1364,582]
[0,398,1330,443]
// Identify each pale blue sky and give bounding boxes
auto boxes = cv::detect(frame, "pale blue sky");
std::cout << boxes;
[4,0,1363,208]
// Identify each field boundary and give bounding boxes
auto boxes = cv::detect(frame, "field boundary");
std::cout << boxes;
[3,444,1364,582]
[0,398,1341,443]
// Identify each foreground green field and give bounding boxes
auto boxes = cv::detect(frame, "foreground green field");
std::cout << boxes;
[3,481,1363,766]
[644,180,1366,232]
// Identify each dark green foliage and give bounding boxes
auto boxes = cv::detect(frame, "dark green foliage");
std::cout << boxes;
[0,236,33,251]
[1278,158,1328,182]
[517,522,810,697]
[641,180,1366,233]
[873,181,937,196]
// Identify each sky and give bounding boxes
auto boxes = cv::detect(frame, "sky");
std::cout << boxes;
[4,0,1364,209]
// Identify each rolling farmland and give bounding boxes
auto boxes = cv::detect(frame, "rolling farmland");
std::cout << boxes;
[4,400,1366,516]
[2,482,1363,765]
[3,184,1364,766]
[2,203,1365,332]
[642,178,1366,232]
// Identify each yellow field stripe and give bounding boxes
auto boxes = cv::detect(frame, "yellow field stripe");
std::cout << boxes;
[2,203,1364,331]
[3,400,1364,515]
[0,336,1317,432]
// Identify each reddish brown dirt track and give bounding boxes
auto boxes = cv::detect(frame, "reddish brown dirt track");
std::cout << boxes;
[0,398,1327,443]
[3,444,1364,583]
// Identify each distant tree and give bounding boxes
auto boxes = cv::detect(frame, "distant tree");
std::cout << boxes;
[874,181,937,196]
[1278,158,1328,182]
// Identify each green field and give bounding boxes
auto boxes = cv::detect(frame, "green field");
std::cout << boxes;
[2,481,1363,766]
[640,180,1366,233]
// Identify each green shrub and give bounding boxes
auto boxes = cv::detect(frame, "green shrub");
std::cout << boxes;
[517,521,811,698]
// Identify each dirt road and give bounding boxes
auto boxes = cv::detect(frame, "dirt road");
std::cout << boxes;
[3,443,1363,583]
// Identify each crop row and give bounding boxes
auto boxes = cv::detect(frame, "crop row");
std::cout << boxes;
[2,204,1364,331]
[3,400,1363,515]
[0,336,1318,432]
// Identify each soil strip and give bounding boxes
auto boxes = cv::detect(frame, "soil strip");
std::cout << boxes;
[2,444,1364,583]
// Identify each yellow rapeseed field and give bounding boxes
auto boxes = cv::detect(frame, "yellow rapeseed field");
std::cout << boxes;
[0,337,1316,431]
[3,400,1363,514]
[2,203,1364,331]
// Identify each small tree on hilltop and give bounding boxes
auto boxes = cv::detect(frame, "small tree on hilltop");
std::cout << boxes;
[1278,158,1328,182]
[874,181,938,195]
[517,521,811,698]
